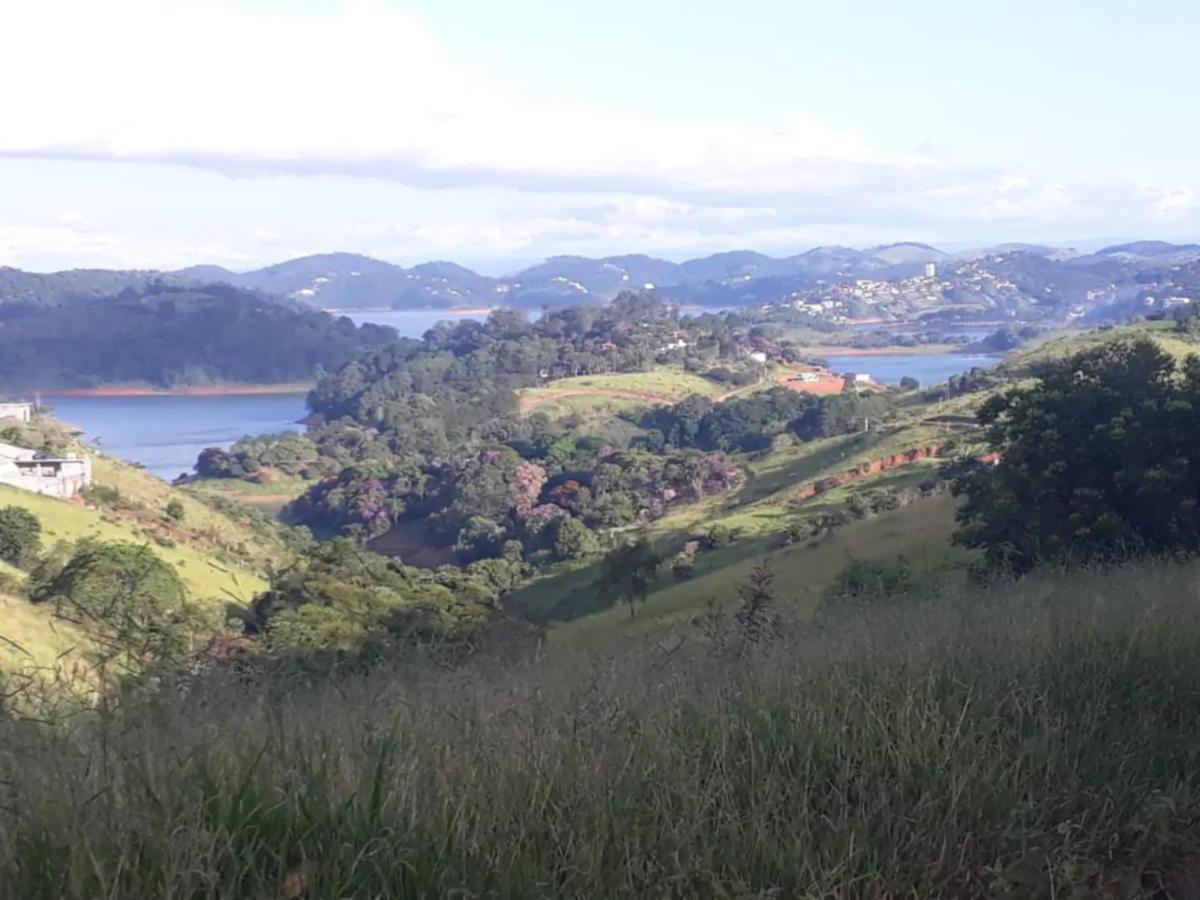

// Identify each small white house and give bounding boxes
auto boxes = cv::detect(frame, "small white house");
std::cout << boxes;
[0,402,33,424]
[748,351,768,364]
[0,441,93,499]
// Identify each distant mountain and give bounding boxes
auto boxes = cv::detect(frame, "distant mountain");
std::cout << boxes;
[789,246,866,275]
[864,242,947,266]
[1095,241,1200,258]
[6,238,1200,318]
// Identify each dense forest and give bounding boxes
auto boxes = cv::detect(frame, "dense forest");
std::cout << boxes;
[195,295,902,576]
[0,283,396,388]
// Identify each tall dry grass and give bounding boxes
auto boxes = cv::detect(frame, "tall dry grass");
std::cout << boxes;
[3,562,1200,897]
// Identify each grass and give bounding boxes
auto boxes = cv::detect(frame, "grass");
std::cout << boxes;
[524,493,968,640]
[1010,320,1200,369]
[517,368,732,417]
[186,474,313,516]
[0,485,266,606]
[5,559,1200,897]
[86,453,290,572]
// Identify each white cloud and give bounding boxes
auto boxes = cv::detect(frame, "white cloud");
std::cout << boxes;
[0,0,915,203]
[1,0,1198,270]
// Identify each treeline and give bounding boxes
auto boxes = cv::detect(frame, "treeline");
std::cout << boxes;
[289,446,741,562]
[0,283,395,388]
[637,386,891,453]
[306,294,791,453]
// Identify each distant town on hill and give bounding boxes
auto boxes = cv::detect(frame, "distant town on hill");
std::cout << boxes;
[3,241,1200,327]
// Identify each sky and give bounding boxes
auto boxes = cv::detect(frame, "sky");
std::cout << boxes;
[1,0,1198,273]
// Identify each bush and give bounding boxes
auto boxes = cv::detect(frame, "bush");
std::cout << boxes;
[82,484,123,508]
[702,524,740,550]
[553,518,600,561]
[825,557,912,602]
[30,541,194,665]
[164,499,186,522]
[0,507,41,569]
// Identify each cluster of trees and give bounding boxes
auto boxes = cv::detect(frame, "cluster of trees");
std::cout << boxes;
[638,386,892,453]
[288,445,742,563]
[956,339,1200,573]
[305,295,773,456]
[244,539,515,655]
[0,283,395,389]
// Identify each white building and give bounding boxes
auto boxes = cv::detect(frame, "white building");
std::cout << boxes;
[0,442,93,499]
[0,403,33,423]
[924,263,938,278]
[748,351,768,364]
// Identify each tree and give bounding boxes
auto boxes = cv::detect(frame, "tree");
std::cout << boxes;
[734,560,779,644]
[899,376,920,391]
[955,339,1200,573]
[553,517,600,561]
[598,539,662,618]
[30,541,195,670]
[0,507,41,569]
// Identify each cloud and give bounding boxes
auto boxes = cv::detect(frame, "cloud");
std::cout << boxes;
[0,0,943,206]
[1,0,1198,271]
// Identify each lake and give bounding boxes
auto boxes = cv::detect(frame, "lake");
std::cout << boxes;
[337,308,489,337]
[816,353,1002,386]
[47,393,308,482]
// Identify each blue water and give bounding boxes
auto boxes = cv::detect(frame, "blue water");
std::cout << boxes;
[818,353,1002,386]
[46,393,308,482]
[337,309,490,337]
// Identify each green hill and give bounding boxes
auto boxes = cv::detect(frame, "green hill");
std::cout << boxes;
[0,422,297,682]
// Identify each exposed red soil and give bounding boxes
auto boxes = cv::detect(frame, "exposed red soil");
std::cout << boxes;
[792,445,944,501]
[775,368,848,396]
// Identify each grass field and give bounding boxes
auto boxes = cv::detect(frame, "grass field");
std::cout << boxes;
[186,474,313,516]
[516,368,733,417]
[6,559,1200,897]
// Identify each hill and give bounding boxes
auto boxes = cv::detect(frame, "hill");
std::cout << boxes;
[0,417,297,679]
[0,282,396,389]
[9,240,1200,318]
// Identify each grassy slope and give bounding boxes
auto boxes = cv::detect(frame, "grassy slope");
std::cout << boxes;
[0,485,267,606]
[552,493,968,644]
[516,368,732,418]
[0,438,296,676]
[7,559,1200,897]
[185,474,314,517]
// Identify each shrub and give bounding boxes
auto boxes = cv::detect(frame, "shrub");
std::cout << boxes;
[82,484,123,508]
[164,499,186,522]
[553,518,600,561]
[0,507,41,569]
[702,524,740,550]
[825,557,912,603]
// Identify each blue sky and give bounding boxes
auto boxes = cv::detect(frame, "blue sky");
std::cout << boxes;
[1,0,1196,272]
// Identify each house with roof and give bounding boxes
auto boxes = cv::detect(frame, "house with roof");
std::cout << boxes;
[0,441,93,499]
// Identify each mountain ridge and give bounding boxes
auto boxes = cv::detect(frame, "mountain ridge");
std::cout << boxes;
[3,240,1199,313]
